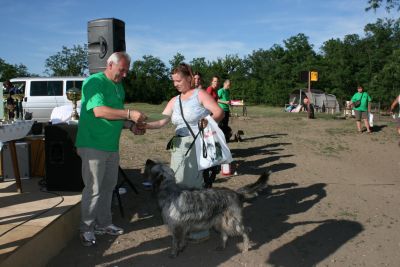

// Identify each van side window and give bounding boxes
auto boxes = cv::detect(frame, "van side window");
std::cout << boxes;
[30,81,63,96]
[66,81,83,92]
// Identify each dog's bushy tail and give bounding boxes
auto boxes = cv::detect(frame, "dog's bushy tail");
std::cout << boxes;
[237,170,271,198]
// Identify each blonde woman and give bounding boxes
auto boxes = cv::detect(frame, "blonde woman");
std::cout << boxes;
[146,63,223,188]
[145,63,224,242]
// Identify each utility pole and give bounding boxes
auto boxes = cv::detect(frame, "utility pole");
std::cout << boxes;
[307,71,318,119]
[307,71,311,118]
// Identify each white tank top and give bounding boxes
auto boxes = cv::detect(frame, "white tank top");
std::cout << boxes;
[171,89,210,136]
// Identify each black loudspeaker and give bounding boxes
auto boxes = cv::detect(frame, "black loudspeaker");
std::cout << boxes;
[45,124,84,191]
[88,18,126,74]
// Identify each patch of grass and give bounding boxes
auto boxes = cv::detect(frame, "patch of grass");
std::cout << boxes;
[124,102,166,120]
[125,103,346,123]
[325,127,354,135]
[335,208,358,219]
[319,144,349,157]
[126,134,154,144]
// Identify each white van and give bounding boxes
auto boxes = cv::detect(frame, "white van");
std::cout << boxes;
[10,77,85,122]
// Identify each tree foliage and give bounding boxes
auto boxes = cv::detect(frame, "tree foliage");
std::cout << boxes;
[4,15,400,109]
[126,55,170,104]
[44,45,88,76]
[366,0,400,12]
[0,58,31,81]
[123,18,400,108]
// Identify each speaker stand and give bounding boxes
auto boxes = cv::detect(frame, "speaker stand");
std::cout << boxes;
[113,166,139,217]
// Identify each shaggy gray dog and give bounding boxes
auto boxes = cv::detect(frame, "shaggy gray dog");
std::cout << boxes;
[144,159,271,258]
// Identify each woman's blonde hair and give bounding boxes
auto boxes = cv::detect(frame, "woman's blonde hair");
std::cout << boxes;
[171,63,194,88]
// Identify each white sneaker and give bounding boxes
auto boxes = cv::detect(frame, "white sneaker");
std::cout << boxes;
[94,224,124,235]
[80,231,96,246]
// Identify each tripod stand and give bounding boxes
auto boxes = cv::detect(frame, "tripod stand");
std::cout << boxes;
[113,166,139,217]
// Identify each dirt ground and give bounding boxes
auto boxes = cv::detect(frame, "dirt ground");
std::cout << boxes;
[48,111,400,267]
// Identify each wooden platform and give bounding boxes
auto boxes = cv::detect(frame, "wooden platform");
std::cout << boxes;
[0,177,81,267]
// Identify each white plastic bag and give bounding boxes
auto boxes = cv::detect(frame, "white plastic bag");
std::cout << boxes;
[369,113,374,127]
[195,115,233,170]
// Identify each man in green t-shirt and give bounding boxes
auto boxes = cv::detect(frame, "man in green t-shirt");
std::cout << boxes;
[217,79,231,142]
[76,52,146,246]
[350,85,372,133]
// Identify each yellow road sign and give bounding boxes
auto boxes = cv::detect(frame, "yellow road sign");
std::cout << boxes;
[310,71,318,81]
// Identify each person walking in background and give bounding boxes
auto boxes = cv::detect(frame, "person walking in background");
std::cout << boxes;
[75,52,146,247]
[350,85,372,133]
[145,63,224,242]
[303,96,315,119]
[389,94,400,145]
[206,75,219,102]
[218,79,232,142]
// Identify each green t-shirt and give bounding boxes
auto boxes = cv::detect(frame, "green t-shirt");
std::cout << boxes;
[351,92,372,112]
[75,72,125,151]
[217,88,230,111]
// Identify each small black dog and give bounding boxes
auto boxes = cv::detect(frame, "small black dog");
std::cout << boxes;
[144,159,271,258]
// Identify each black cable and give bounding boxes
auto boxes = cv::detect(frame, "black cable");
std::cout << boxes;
[0,185,65,238]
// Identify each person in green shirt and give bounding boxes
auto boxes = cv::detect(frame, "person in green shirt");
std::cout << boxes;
[76,52,146,246]
[350,85,372,133]
[217,79,231,142]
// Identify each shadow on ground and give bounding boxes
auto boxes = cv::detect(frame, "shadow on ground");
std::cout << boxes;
[48,134,363,267]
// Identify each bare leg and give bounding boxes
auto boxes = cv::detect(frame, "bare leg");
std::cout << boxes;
[356,121,362,132]
[397,127,400,146]
[364,119,371,132]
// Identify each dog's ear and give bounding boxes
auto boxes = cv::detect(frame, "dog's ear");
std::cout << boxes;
[144,159,157,180]
[150,172,164,193]
[145,159,156,168]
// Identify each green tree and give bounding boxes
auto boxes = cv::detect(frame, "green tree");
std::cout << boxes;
[366,0,400,12]
[169,52,186,70]
[190,57,208,75]
[126,55,170,103]
[44,45,88,76]
[0,58,31,81]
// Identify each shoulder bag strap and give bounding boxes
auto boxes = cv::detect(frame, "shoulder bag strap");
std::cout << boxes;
[179,95,204,157]
[179,95,196,138]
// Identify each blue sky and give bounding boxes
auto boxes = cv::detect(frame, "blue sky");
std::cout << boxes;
[0,0,396,75]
